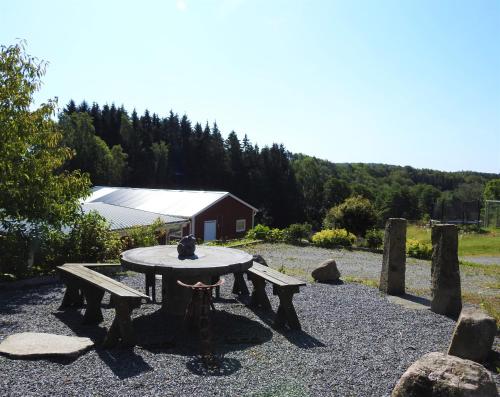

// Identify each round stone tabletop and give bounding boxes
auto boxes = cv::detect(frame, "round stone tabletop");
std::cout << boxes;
[120,245,253,277]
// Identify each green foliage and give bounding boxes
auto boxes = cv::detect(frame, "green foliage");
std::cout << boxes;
[365,229,383,249]
[66,211,122,263]
[406,239,432,260]
[0,42,90,230]
[0,226,31,277]
[121,218,164,250]
[324,196,377,237]
[246,224,272,240]
[311,229,356,248]
[283,223,312,243]
[484,179,500,200]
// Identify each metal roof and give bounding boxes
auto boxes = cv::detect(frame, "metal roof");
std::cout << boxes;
[82,202,187,231]
[83,186,258,218]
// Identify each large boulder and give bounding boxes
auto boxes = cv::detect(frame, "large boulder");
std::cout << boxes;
[311,259,340,283]
[448,306,497,363]
[392,352,498,397]
[0,332,94,358]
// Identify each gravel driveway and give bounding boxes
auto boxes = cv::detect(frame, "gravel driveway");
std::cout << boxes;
[246,243,500,298]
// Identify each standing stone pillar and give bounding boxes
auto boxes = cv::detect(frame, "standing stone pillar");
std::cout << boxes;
[431,224,462,318]
[379,218,407,295]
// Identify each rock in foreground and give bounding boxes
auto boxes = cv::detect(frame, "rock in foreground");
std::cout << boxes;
[311,259,340,283]
[448,306,497,363]
[0,332,93,358]
[392,352,498,397]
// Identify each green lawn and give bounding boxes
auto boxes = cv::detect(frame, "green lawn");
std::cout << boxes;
[406,225,500,257]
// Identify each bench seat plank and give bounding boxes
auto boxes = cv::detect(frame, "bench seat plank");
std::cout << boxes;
[248,262,306,287]
[58,265,148,299]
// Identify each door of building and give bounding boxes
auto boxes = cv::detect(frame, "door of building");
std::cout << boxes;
[203,220,217,241]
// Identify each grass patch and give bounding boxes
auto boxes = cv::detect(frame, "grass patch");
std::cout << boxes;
[343,276,379,289]
[276,265,312,282]
[461,292,500,327]
[205,239,262,248]
[459,260,500,277]
[407,225,500,257]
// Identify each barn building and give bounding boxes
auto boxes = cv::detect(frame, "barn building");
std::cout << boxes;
[83,186,258,241]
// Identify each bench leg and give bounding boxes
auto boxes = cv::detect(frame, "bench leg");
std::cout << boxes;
[59,280,84,309]
[145,272,156,303]
[273,287,301,330]
[249,276,272,310]
[82,285,105,324]
[232,272,249,295]
[103,299,136,348]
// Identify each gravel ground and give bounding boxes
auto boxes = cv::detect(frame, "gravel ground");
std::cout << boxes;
[0,258,498,396]
[461,256,500,266]
[246,243,500,298]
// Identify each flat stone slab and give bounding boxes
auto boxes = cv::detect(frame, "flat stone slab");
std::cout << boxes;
[0,333,94,358]
[386,295,430,310]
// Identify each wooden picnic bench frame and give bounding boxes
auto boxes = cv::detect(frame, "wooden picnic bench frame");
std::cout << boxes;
[246,262,306,330]
[57,263,150,347]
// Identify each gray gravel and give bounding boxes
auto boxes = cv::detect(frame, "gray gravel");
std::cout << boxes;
[2,269,495,397]
[246,243,500,298]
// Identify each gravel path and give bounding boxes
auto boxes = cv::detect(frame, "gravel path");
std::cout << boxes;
[461,256,500,266]
[0,271,484,397]
[246,243,500,298]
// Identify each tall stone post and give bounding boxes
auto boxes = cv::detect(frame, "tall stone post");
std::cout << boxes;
[431,224,462,318]
[379,218,407,295]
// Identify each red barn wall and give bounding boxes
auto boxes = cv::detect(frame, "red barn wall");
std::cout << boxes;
[194,196,254,240]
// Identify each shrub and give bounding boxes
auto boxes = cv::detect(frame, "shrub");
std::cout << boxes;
[406,239,432,260]
[268,228,285,242]
[365,229,383,249]
[323,196,377,237]
[246,224,272,240]
[66,211,122,262]
[311,229,356,248]
[122,218,164,250]
[283,223,312,244]
[0,226,31,278]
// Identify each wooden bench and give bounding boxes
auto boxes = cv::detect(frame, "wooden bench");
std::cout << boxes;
[57,264,150,347]
[246,262,306,330]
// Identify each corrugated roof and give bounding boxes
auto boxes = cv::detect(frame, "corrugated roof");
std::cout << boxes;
[84,186,257,217]
[82,202,187,231]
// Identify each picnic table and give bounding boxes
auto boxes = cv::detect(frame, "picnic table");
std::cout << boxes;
[120,245,253,315]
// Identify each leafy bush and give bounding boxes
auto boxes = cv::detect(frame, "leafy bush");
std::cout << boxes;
[246,224,272,240]
[365,229,383,249]
[269,228,285,242]
[312,229,356,248]
[0,226,31,278]
[66,211,122,263]
[406,239,432,260]
[323,196,377,237]
[284,223,312,243]
[122,218,164,250]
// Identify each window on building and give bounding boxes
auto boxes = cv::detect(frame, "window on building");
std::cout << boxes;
[236,219,246,232]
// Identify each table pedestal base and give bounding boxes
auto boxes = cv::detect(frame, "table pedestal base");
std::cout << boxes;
[162,275,211,316]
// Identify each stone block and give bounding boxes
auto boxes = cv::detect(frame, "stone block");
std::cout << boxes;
[379,218,406,295]
[448,306,497,363]
[430,224,462,318]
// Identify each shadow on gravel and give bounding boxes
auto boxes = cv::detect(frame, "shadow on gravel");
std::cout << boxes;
[398,293,431,307]
[245,306,326,349]
[0,284,62,315]
[96,347,153,379]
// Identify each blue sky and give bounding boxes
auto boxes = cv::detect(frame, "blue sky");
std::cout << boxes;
[1,0,499,173]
